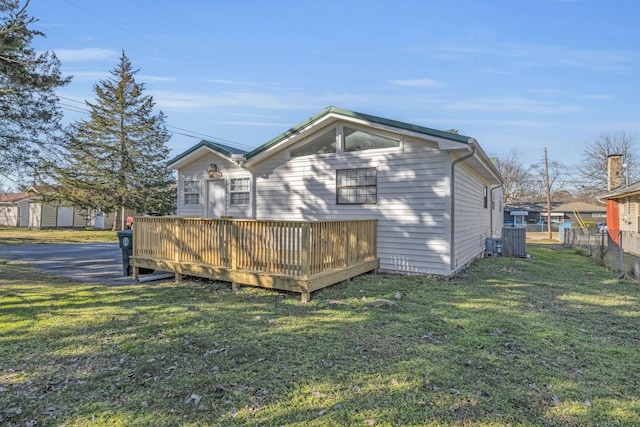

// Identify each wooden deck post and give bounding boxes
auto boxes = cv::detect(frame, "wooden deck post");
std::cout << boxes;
[300,223,310,302]
[344,222,350,267]
[174,217,181,264]
[300,290,310,304]
[231,220,239,292]
[174,217,182,281]
[301,223,310,279]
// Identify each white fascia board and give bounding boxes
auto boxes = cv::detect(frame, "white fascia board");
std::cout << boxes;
[245,112,473,166]
[244,114,339,167]
[331,114,471,151]
[168,146,235,170]
[468,139,503,183]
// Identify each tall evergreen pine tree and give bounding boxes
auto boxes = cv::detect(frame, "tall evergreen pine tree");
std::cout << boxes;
[53,51,175,228]
[0,0,70,184]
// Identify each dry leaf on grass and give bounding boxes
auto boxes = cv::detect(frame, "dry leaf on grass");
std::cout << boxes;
[367,299,399,308]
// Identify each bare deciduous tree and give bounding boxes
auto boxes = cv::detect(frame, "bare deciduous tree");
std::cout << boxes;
[494,149,532,204]
[528,158,569,201]
[577,131,638,195]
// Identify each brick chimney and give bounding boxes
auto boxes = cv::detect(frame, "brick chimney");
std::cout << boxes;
[607,154,623,191]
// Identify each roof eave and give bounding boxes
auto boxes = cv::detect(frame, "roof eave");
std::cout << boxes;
[244,106,474,167]
[168,140,248,169]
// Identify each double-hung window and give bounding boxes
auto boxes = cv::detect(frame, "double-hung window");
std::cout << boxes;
[183,180,201,205]
[336,168,377,205]
[230,177,250,205]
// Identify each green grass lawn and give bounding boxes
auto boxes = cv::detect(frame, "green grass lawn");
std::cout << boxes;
[1,245,639,426]
[0,228,118,246]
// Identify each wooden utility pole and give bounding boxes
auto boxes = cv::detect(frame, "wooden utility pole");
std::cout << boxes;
[544,148,552,240]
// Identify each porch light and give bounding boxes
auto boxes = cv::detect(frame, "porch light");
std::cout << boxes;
[208,163,222,179]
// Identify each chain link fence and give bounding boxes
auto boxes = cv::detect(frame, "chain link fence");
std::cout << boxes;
[562,227,640,275]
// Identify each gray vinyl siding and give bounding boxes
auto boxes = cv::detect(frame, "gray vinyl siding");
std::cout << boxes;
[177,154,252,219]
[41,205,59,227]
[253,138,453,276]
[73,209,88,228]
[177,155,213,218]
[453,161,492,272]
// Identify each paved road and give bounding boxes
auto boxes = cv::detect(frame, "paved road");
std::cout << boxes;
[0,242,141,285]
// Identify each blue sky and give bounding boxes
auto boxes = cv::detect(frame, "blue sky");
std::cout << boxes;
[28,0,640,167]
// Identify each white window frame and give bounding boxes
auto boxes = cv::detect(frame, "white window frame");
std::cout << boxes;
[183,179,201,205]
[290,127,337,158]
[342,125,401,153]
[289,123,402,158]
[229,177,250,206]
[336,167,378,205]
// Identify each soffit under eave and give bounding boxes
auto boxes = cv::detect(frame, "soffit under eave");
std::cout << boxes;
[168,146,236,170]
[243,114,342,167]
[244,114,471,168]
[600,191,640,201]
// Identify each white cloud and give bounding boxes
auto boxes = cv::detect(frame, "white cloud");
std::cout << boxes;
[152,89,316,111]
[446,97,583,114]
[435,42,637,73]
[54,48,119,62]
[218,121,290,127]
[580,94,613,101]
[202,79,258,86]
[388,78,445,88]
[64,70,111,81]
[63,71,174,84]
[137,75,175,83]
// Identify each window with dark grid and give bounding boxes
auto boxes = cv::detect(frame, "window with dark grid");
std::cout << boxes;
[336,168,377,205]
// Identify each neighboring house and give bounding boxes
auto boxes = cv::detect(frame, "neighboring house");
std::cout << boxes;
[504,201,606,227]
[0,192,31,227]
[504,202,545,226]
[598,154,640,245]
[168,107,503,277]
[1,186,121,230]
[545,202,606,225]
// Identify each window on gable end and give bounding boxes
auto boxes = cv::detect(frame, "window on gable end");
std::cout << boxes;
[290,128,336,158]
[343,127,399,152]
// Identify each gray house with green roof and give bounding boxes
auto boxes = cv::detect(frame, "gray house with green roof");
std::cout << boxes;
[168,107,503,277]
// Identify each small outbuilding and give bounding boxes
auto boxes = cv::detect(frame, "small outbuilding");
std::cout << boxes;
[0,192,31,227]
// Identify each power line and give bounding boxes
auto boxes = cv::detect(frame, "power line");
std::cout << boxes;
[135,0,340,114]
[57,96,253,149]
[42,2,343,150]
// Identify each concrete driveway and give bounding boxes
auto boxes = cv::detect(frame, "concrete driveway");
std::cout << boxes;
[0,242,145,285]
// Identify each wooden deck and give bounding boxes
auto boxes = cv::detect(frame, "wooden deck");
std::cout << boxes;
[130,217,379,302]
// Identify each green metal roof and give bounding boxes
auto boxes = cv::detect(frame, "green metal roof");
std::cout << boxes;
[168,140,248,166]
[245,106,470,159]
[168,107,472,168]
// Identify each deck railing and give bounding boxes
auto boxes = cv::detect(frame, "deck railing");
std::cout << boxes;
[132,217,377,279]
